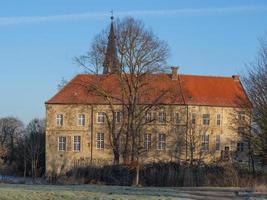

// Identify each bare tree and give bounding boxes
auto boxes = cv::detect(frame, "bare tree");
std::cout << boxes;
[185,121,210,166]
[243,35,267,165]
[75,31,107,74]
[23,119,45,182]
[76,17,170,185]
[0,117,24,165]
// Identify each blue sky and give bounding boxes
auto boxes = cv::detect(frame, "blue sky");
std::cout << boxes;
[0,0,267,124]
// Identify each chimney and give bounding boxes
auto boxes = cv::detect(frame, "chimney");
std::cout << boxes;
[171,66,179,80]
[232,75,240,81]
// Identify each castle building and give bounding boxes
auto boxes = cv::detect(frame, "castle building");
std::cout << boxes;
[45,19,251,175]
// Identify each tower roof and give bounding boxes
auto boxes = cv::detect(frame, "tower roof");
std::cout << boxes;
[103,16,120,74]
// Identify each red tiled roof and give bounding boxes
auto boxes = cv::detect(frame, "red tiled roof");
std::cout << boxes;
[46,73,251,107]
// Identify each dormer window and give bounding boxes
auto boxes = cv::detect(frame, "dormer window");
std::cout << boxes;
[56,114,63,127]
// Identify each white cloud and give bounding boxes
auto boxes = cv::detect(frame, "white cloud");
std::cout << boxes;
[0,5,266,26]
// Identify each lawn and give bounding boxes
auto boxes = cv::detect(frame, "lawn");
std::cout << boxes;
[0,184,266,200]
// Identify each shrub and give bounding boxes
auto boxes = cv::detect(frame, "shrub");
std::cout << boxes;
[64,162,267,187]
[66,165,135,186]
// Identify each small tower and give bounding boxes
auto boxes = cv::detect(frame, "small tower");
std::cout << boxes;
[103,13,120,74]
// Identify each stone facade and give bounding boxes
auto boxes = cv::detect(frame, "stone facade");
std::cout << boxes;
[45,103,250,175]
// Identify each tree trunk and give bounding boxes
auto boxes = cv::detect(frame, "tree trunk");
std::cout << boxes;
[135,157,140,186]
[113,150,120,165]
[190,148,193,166]
[123,132,130,165]
[23,158,27,183]
[251,154,255,177]
[31,159,35,183]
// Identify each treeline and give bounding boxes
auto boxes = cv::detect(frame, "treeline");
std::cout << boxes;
[0,117,45,181]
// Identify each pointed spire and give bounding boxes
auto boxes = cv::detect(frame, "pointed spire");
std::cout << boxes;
[103,13,120,74]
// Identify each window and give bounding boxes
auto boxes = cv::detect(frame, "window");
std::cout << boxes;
[144,133,152,149]
[73,136,81,151]
[216,114,221,126]
[238,111,246,121]
[158,134,166,150]
[56,114,63,126]
[114,112,121,123]
[78,114,85,126]
[215,135,220,151]
[97,112,105,123]
[192,113,196,125]
[175,113,180,124]
[201,133,209,151]
[58,136,66,151]
[96,133,104,149]
[145,112,152,123]
[202,114,210,125]
[237,142,244,152]
[158,112,166,123]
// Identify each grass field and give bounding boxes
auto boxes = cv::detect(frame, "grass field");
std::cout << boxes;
[0,184,266,200]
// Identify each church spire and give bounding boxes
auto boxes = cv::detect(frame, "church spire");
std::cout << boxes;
[103,13,120,74]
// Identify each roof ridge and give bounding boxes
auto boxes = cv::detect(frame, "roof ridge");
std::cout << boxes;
[179,74,236,79]
[75,73,236,79]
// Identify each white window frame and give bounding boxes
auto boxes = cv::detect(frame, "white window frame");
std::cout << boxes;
[158,112,166,124]
[97,112,105,123]
[96,132,104,149]
[58,136,66,151]
[158,133,166,150]
[114,112,121,123]
[201,133,209,151]
[202,114,210,125]
[78,114,85,126]
[144,133,152,149]
[73,136,81,152]
[56,114,63,127]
